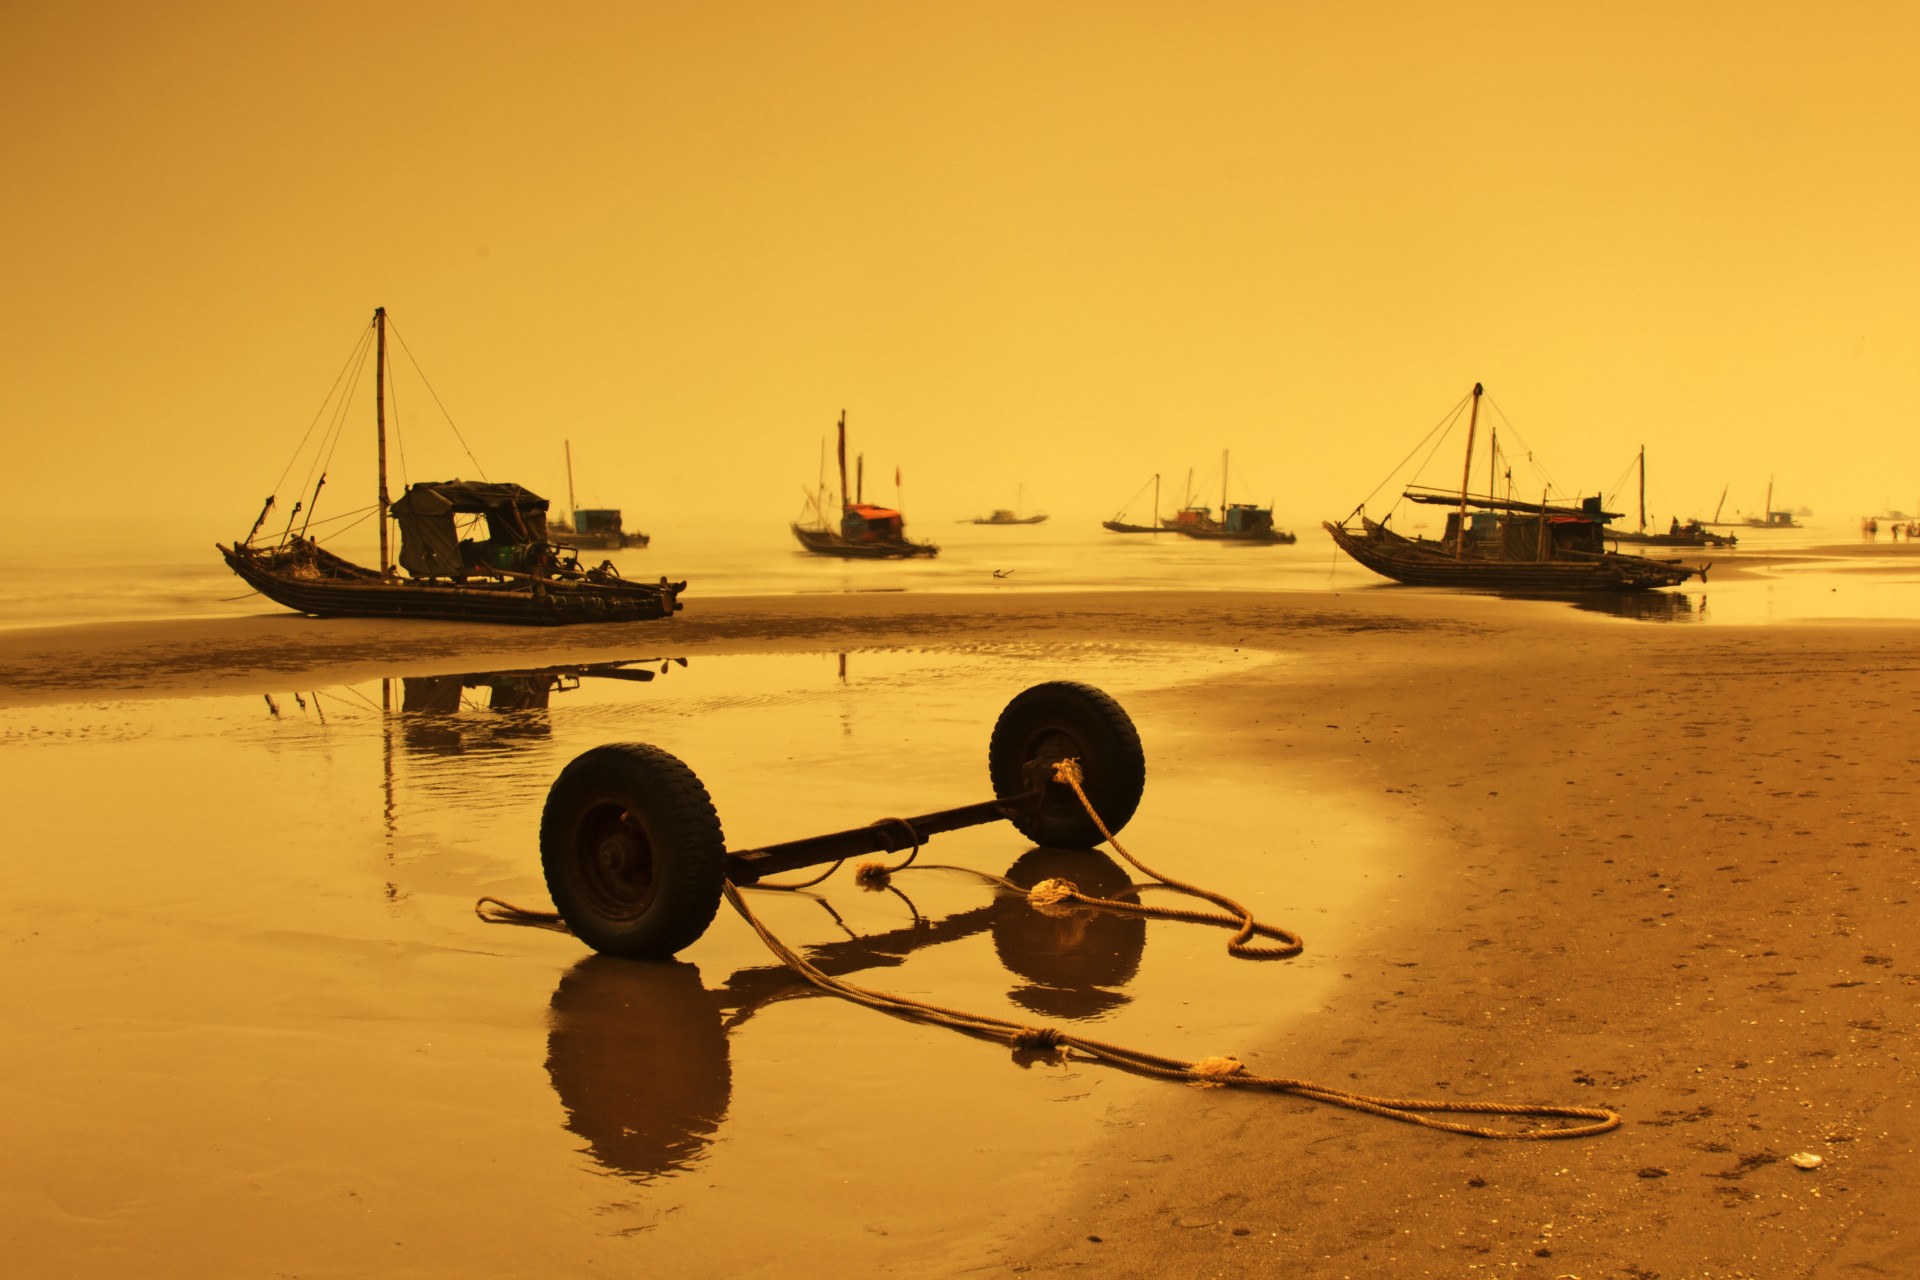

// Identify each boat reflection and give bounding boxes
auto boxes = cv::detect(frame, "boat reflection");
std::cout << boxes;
[1567,591,1706,622]
[392,659,686,756]
[543,847,1146,1181]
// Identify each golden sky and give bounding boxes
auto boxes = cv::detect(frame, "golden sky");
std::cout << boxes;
[4,0,1917,539]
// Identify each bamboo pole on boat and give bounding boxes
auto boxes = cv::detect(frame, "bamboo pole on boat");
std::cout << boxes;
[565,439,577,526]
[836,411,849,515]
[1638,445,1647,534]
[375,307,391,576]
[1455,382,1483,558]
[1153,473,1161,529]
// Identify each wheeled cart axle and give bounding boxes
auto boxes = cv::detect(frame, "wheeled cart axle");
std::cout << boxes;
[538,681,1147,959]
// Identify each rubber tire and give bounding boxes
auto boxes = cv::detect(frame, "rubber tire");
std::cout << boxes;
[988,682,1145,848]
[540,743,726,959]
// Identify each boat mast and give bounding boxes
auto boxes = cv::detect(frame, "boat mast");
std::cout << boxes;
[375,306,390,575]
[565,438,577,522]
[1714,483,1728,524]
[1455,382,1483,558]
[1637,445,1647,533]
[836,411,849,514]
[1764,474,1774,521]
[1222,450,1229,516]
[1153,473,1160,529]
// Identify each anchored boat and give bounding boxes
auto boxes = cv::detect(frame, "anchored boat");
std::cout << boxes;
[549,439,651,551]
[1606,447,1737,549]
[1324,383,1701,592]
[1172,452,1296,544]
[218,309,685,625]
[791,411,938,558]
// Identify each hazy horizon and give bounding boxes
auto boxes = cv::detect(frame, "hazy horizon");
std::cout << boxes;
[5,1,1918,547]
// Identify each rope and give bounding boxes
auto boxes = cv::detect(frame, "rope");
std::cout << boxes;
[477,762,1620,1140]
[718,881,1616,1139]
[1048,759,1300,958]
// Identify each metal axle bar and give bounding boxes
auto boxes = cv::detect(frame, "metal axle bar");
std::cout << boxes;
[724,788,1044,885]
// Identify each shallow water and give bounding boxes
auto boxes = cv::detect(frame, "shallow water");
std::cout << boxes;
[0,644,1411,1277]
[6,514,1920,630]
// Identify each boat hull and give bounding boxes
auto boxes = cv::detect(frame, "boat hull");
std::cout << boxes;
[1610,530,1736,549]
[550,529,651,551]
[1324,520,1699,591]
[790,523,938,559]
[1101,520,1168,534]
[1177,527,1298,544]
[221,541,684,625]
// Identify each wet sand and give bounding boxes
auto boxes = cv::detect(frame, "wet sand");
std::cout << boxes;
[2,588,1917,1278]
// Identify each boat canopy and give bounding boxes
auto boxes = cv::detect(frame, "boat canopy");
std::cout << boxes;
[842,503,906,539]
[391,480,552,578]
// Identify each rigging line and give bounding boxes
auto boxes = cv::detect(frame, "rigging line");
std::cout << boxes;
[1601,453,1640,508]
[1351,390,1472,518]
[1480,394,1563,501]
[310,505,378,545]
[269,323,374,500]
[298,502,379,532]
[388,353,408,492]
[306,335,375,516]
[384,316,487,481]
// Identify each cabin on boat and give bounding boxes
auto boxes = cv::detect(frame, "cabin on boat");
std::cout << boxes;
[390,480,553,578]
[841,502,909,542]
[1425,493,1615,560]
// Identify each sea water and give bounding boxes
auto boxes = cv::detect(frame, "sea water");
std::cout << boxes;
[3,511,1918,629]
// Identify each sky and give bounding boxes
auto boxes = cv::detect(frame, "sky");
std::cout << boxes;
[4,0,1918,546]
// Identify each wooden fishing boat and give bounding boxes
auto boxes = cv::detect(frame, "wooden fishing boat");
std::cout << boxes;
[549,440,651,550]
[1324,384,1701,592]
[1742,476,1799,528]
[1173,451,1297,544]
[1102,474,1171,533]
[218,309,685,625]
[972,484,1047,524]
[1605,447,1738,548]
[791,411,938,558]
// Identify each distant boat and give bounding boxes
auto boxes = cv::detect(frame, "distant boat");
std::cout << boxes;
[1742,476,1800,528]
[1323,383,1701,592]
[1102,473,1171,533]
[791,411,939,559]
[972,485,1047,524]
[1606,447,1738,548]
[219,309,685,625]
[1174,451,1296,544]
[549,439,650,550]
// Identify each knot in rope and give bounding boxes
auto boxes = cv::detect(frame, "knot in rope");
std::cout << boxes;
[1051,758,1085,787]
[1025,877,1081,917]
[1011,1026,1064,1051]
[855,861,892,889]
[1187,1055,1247,1088]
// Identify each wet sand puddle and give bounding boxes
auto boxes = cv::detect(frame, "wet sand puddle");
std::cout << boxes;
[0,644,1412,1278]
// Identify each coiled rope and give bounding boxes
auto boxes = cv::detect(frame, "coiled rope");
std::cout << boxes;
[480,758,1620,1139]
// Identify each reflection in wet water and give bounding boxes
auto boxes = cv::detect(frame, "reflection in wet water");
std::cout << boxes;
[1568,591,1707,622]
[393,660,685,757]
[544,848,1143,1181]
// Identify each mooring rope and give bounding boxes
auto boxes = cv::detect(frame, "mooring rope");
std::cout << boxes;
[718,880,1616,1139]
[476,760,1620,1139]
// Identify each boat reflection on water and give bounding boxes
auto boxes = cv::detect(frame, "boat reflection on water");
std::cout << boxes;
[543,847,1146,1181]
[392,659,686,756]
[1567,591,1707,623]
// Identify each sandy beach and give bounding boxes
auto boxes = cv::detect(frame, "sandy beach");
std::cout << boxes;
[2,588,1916,1279]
